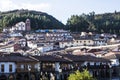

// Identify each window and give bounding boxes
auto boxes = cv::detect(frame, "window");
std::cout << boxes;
[9,64,12,72]
[1,64,4,72]
[28,65,31,71]
[94,63,96,66]
[87,63,90,67]
[21,64,25,70]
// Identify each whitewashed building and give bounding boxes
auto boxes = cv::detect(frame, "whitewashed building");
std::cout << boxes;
[11,22,26,31]
[59,39,94,48]
[0,62,16,73]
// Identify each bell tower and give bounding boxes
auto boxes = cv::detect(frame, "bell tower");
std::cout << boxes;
[25,19,31,31]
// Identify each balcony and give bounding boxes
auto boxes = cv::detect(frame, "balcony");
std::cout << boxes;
[16,68,39,73]
[42,68,55,72]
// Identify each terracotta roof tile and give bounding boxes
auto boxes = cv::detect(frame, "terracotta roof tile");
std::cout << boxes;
[0,53,38,62]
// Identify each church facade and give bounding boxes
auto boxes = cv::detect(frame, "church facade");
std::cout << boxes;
[10,19,31,31]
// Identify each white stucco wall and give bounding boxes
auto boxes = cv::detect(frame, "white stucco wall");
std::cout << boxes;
[111,59,119,66]
[34,62,40,71]
[15,22,26,31]
[37,45,53,53]
[55,62,62,72]
[0,46,14,52]
[59,40,94,48]
[0,62,16,73]
[27,41,37,49]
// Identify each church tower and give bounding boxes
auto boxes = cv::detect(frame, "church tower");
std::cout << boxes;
[25,19,31,31]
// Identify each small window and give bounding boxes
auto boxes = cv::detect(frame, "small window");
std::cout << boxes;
[94,63,96,66]
[87,63,90,66]
[21,65,25,70]
[89,41,91,43]
[77,41,78,43]
[9,64,12,72]
[1,64,4,72]
[28,65,31,71]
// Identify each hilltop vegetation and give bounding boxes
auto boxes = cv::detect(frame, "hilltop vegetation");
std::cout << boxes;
[0,9,64,30]
[1,9,120,35]
[66,11,120,35]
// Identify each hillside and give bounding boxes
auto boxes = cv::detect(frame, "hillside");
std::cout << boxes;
[66,11,120,35]
[0,9,64,30]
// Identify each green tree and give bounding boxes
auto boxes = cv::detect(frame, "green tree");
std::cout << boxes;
[66,11,120,35]
[68,69,96,80]
[0,9,64,30]
[66,15,89,32]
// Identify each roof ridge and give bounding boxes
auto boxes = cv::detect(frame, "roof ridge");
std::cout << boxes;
[29,56,39,61]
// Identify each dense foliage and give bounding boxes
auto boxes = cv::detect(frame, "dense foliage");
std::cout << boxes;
[68,69,96,80]
[0,9,64,30]
[66,11,120,35]
[1,9,120,34]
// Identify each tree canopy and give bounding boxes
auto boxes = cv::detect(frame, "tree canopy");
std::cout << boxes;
[0,9,64,30]
[1,9,120,35]
[66,11,120,35]
[68,69,96,80]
